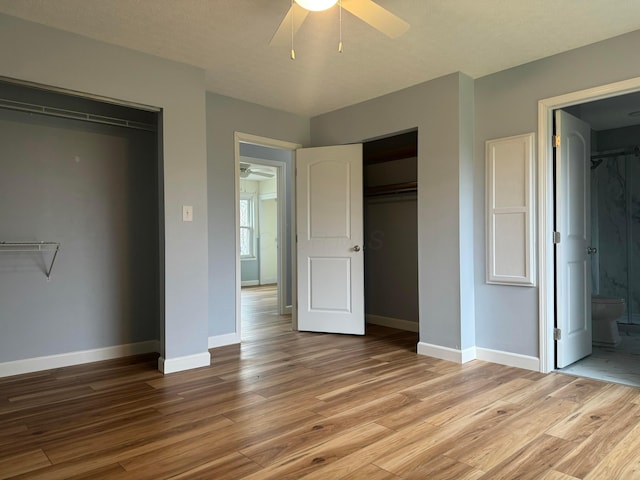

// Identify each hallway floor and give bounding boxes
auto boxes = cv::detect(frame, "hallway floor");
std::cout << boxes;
[558,331,640,387]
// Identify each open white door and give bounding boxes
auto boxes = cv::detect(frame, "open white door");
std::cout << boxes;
[555,110,593,368]
[296,144,364,335]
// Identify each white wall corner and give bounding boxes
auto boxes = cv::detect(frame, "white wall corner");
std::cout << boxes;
[208,332,241,349]
[417,342,476,364]
[158,351,211,374]
[417,343,539,371]
[460,346,477,363]
[366,314,419,333]
[0,340,160,378]
[475,347,539,371]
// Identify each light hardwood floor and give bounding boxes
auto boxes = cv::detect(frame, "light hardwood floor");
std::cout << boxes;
[2,285,640,479]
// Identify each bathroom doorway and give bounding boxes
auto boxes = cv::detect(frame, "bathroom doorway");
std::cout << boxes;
[551,89,640,386]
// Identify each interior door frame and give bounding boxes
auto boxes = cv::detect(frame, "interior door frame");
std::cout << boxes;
[234,132,301,339]
[538,76,640,373]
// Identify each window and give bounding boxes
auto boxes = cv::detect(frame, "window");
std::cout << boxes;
[240,194,256,258]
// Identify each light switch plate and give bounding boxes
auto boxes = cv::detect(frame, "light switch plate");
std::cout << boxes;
[182,205,193,222]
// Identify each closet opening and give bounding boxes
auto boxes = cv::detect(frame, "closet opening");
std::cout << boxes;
[363,130,419,334]
[0,78,162,375]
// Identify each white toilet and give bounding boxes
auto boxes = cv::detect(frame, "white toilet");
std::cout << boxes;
[591,295,624,346]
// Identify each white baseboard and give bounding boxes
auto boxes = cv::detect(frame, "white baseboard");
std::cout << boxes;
[158,351,211,374]
[366,314,419,332]
[416,342,539,371]
[283,305,292,314]
[208,332,241,349]
[0,340,160,378]
[461,346,477,363]
[241,280,259,287]
[475,347,539,371]
[260,279,277,285]
[417,342,474,364]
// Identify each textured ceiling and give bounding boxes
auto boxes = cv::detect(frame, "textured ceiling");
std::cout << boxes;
[1,0,640,117]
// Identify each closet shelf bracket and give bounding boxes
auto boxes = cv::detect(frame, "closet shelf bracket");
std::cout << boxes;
[0,241,61,279]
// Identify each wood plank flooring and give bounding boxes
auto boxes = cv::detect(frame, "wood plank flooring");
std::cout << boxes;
[2,285,640,479]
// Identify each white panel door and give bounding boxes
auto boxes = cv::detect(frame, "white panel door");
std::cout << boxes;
[555,110,592,368]
[296,144,364,335]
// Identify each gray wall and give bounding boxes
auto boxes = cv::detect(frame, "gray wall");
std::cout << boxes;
[474,29,640,357]
[1,14,209,363]
[312,72,475,351]
[0,109,158,362]
[206,92,309,337]
[241,258,260,283]
[597,125,640,151]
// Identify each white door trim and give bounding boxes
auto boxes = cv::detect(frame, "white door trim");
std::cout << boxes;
[234,132,301,339]
[537,76,640,373]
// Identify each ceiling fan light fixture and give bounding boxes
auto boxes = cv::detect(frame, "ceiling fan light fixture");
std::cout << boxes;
[294,0,338,12]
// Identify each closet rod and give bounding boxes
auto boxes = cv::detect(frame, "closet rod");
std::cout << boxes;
[0,98,156,132]
[591,146,640,160]
[0,241,60,279]
[365,182,417,197]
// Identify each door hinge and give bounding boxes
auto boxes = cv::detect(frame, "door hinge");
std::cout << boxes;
[553,135,561,148]
[553,231,561,244]
[554,328,562,341]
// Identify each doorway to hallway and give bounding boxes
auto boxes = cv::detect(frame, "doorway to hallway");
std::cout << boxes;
[234,132,300,343]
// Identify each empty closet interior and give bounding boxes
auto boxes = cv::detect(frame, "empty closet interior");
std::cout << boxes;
[363,130,419,332]
[0,79,161,364]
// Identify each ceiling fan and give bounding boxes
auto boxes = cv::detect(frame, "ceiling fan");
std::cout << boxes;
[240,163,275,179]
[270,0,410,47]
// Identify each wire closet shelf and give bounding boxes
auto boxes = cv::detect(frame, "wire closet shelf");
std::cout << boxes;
[0,241,60,279]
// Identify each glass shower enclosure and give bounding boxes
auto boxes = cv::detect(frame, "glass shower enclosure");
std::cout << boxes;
[591,146,640,325]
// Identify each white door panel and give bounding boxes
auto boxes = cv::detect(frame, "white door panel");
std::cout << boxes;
[309,160,351,238]
[556,109,592,368]
[309,257,351,310]
[297,144,364,335]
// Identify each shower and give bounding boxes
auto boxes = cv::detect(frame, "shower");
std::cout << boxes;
[591,144,640,326]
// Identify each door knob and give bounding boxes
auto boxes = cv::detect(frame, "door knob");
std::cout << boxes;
[352,245,361,252]
[587,246,597,255]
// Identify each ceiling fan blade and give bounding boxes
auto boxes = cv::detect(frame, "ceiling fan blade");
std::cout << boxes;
[270,3,310,46]
[342,0,409,38]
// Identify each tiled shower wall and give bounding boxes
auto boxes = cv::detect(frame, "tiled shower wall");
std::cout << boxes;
[593,125,640,323]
